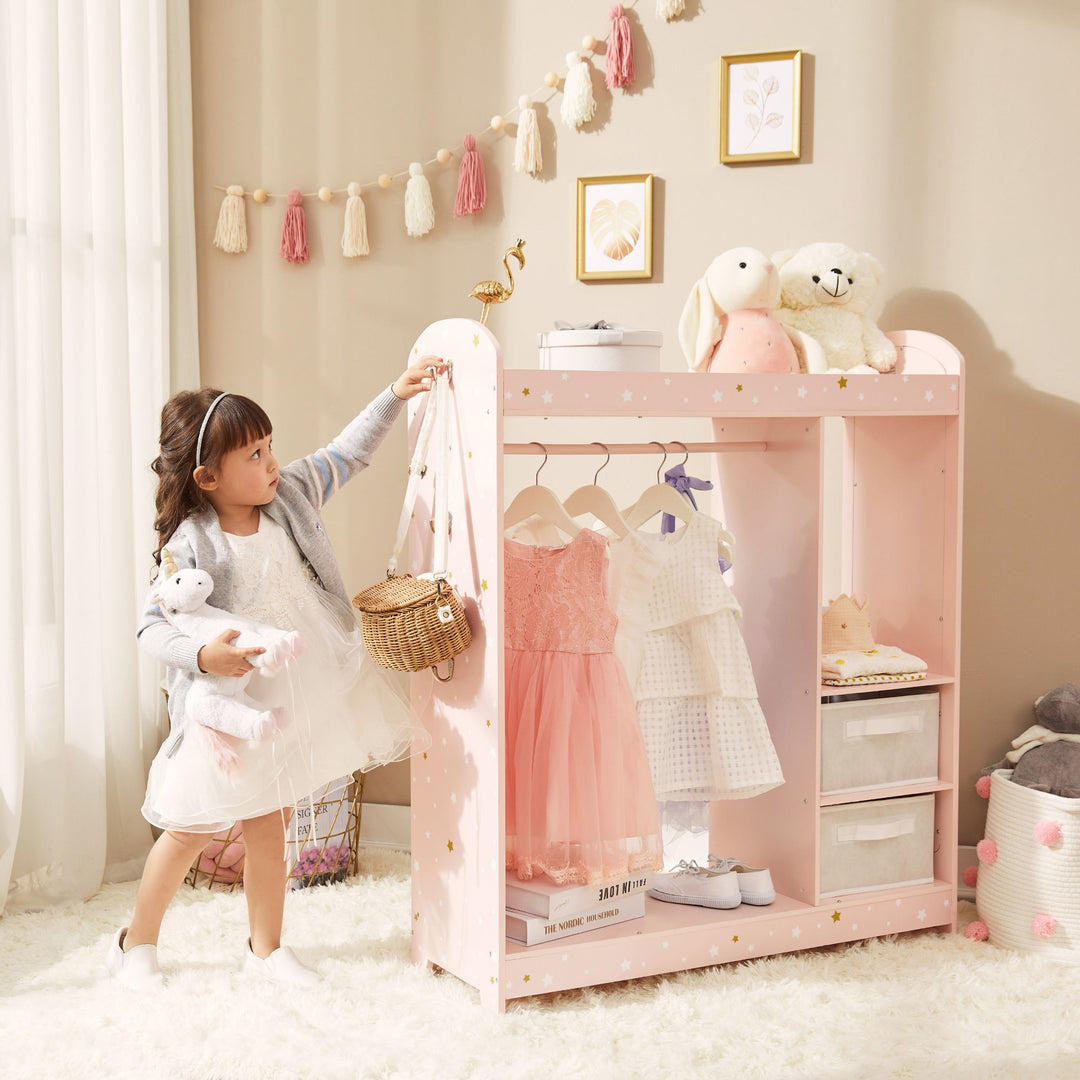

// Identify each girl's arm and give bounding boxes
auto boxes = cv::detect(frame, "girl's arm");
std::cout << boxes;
[282,355,446,511]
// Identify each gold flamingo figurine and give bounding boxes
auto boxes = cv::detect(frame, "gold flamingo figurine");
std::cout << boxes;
[469,238,526,325]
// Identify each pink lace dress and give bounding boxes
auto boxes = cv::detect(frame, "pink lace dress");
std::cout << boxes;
[504,528,663,885]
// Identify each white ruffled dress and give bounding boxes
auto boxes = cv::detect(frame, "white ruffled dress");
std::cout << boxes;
[142,513,424,833]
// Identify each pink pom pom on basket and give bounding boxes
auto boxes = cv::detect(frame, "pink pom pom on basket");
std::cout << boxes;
[1032,914,1057,938]
[965,921,989,941]
[976,838,998,865]
[962,865,978,888]
[1033,819,1062,846]
[975,775,991,799]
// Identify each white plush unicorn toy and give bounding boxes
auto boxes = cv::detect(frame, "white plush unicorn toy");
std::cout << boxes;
[152,548,304,773]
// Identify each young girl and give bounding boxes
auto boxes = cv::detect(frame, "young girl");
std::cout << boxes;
[109,356,446,989]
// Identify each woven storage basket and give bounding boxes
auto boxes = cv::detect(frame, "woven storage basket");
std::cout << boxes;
[353,574,471,676]
[975,769,1080,962]
[184,771,366,891]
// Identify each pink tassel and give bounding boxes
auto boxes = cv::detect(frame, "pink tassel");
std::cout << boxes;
[454,134,486,217]
[606,4,635,89]
[280,189,309,264]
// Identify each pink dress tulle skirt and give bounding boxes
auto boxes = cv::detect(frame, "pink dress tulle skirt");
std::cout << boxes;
[504,530,663,885]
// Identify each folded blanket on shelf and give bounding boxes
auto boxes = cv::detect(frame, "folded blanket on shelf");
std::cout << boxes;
[821,646,927,685]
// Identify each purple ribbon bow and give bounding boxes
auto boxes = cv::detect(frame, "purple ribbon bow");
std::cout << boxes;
[662,464,732,572]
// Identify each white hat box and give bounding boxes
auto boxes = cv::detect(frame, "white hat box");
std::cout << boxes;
[537,327,662,372]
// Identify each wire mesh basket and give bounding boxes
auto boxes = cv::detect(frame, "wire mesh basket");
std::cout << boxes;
[184,771,366,891]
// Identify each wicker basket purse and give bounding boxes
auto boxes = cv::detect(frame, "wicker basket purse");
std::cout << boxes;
[353,368,471,681]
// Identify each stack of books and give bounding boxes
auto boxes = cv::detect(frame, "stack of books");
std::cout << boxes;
[504,869,652,946]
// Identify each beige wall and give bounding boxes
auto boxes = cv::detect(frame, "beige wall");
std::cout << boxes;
[190,0,1080,841]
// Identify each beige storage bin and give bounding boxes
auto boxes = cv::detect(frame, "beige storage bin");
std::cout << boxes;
[820,692,939,795]
[819,793,935,898]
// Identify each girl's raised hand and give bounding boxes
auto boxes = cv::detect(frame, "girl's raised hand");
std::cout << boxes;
[196,629,265,676]
[392,355,449,400]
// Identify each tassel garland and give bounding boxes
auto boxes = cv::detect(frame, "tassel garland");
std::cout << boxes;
[656,0,684,20]
[404,162,435,237]
[213,185,247,254]
[606,5,635,89]
[280,189,309,264]
[560,52,597,129]
[454,134,487,217]
[341,182,369,257]
[513,95,542,176]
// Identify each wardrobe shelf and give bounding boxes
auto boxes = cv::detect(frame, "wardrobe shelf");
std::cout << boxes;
[404,318,964,1012]
[819,779,954,807]
[820,673,957,699]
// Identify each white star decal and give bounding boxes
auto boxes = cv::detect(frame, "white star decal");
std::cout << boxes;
[542,974,554,987]
[661,940,669,949]
[791,925,802,939]
[620,959,632,971]
[621,389,633,402]
[449,792,457,804]
[924,390,934,402]
[664,377,672,385]
[902,374,910,383]
[797,385,808,399]
[752,396,759,405]
[709,944,719,957]
[561,372,569,381]
[858,393,865,401]
[542,390,554,404]
[504,391,513,400]
[918,909,927,921]
[712,389,723,403]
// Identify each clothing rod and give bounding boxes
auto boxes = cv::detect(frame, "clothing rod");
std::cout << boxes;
[503,441,768,455]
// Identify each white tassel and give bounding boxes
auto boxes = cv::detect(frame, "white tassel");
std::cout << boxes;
[404,162,434,238]
[213,185,247,254]
[513,95,542,176]
[656,0,685,19]
[560,52,596,130]
[341,182,370,257]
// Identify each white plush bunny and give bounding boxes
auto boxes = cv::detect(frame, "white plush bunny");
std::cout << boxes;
[152,550,304,774]
[678,246,825,374]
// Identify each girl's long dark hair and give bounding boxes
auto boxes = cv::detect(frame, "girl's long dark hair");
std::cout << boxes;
[151,388,272,564]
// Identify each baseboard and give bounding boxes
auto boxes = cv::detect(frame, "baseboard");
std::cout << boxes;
[958,844,977,902]
[359,802,411,851]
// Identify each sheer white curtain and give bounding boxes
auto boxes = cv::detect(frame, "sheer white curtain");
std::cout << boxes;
[0,0,198,914]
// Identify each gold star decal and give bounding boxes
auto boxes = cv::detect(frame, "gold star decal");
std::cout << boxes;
[414,912,420,920]
[732,934,739,943]
[736,383,744,392]
[413,347,419,355]
[486,719,491,726]
[472,334,479,346]
[838,376,848,389]
[831,910,842,923]
[522,974,530,983]
[468,451,473,459]
[481,579,488,591]
[447,840,454,852]
[522,387,530,396]
[422,752,427,759]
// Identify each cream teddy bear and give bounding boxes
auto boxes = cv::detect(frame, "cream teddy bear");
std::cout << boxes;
[678,246,824,374]
[772,242,897,373]
[151,551,304,773]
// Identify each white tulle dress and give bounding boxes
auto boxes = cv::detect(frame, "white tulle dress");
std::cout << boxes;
[142,513,426,833]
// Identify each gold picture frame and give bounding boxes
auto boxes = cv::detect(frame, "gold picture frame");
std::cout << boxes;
[719,50,802,164]
[576,173,653,281]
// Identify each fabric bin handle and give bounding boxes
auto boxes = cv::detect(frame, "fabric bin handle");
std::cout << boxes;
[844,712,923,739]
[835,816,916,844]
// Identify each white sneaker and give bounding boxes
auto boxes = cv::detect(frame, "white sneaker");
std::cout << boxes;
[647,860,742,909]
[106,928,165,989]
[708,855,776,905]
[244,939,322,986]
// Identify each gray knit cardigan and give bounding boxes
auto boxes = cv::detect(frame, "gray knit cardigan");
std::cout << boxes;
[137,385,405,757]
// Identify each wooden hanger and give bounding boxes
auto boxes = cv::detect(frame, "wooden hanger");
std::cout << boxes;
[622,443,695,529]
[562,443,629,538]
[503,443,583,540]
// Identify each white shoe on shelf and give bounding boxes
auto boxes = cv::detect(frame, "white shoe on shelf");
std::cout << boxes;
[244,939,322,986]
[707,855,776,905]
[106,928,165,990]
[646,860,742,909]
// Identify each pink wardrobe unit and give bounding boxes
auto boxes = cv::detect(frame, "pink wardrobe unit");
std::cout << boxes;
[404,319,964,1012]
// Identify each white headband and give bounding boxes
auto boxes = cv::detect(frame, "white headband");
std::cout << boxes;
[195,392,230,468]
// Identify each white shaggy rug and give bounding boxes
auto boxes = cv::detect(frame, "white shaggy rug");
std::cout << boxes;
[1,848,1077,1080]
